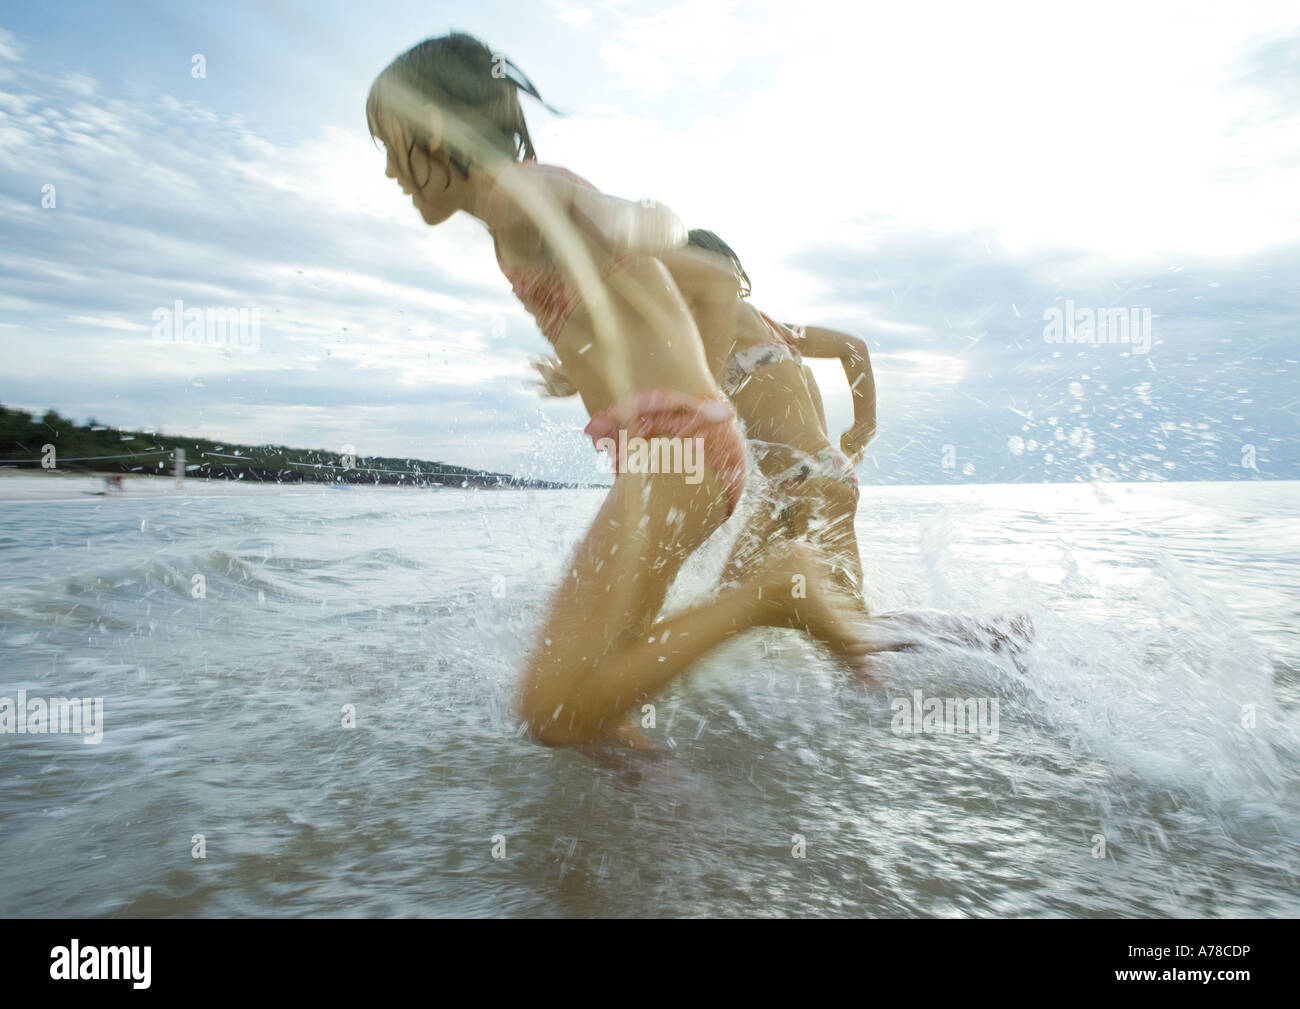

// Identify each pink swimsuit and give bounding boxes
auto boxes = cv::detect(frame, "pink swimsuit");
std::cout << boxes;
[487,162,604,345]
[584,390,749,516]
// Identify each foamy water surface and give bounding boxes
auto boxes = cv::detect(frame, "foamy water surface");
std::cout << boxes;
[0,477,1296,916]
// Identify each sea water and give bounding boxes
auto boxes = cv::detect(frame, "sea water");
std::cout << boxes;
[0,479,1296,917]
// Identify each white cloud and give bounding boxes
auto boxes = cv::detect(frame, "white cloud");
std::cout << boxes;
[547,0,595,30]
[66,314,151,332]
[0,27,22,64]
[540,0,1300,264]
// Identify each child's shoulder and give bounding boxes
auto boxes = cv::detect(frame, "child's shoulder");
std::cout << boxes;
[499,160,598,209]
[490,161,594,256]
[493,160,684,261]
[525,161,598,192]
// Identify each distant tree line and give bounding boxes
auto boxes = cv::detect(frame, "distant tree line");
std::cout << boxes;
[0,405,578,488]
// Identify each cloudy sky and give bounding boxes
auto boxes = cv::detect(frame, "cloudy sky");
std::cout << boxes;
[1,0,1297,483]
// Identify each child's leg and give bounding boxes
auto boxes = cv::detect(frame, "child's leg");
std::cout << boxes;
[787,478,864,603]
[824,484,865,602]
[719,492,789,588]
[517,470,869,746]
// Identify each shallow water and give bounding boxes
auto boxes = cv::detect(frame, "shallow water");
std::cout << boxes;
[0,479,1296,917]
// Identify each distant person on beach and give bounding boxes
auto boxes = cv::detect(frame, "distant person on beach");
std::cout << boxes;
[366,34,873,748]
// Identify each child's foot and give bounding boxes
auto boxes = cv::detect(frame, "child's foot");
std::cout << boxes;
[984,613,1035,655]
[984,613,1034,672]
[605,713,657,751]
[864,609,1033,662]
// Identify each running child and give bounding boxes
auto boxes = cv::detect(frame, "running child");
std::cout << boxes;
[366,34,873,746]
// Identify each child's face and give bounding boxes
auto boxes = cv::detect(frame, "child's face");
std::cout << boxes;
[383,132,457,226]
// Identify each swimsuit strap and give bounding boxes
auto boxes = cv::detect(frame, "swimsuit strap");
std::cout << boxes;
[756,311,803,364]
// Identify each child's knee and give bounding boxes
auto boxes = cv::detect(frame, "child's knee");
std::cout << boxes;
[525,719,586,747]
[518,692,594,747]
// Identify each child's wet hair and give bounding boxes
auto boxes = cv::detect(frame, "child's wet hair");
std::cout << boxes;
[366,33,544,187]
[687,228,752,298]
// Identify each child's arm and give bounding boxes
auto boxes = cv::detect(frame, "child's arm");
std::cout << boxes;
[787,325,876,459]
[566,185,687,257]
